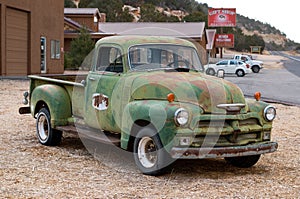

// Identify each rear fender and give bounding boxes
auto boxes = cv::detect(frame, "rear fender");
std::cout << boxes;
[30,84,72,127]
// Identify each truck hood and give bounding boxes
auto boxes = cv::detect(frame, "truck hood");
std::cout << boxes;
[129,71,247,114]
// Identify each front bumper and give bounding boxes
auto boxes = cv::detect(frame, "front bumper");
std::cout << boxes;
[170,141,278,159]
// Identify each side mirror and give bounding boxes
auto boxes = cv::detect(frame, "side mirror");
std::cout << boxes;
[217,70,225,79]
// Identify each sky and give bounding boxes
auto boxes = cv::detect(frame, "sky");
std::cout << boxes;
[196,0,300,43]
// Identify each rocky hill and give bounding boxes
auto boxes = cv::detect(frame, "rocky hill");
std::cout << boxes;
[236,14,297,50]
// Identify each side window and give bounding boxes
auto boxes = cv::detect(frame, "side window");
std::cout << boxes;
[230,60,237,65]
[217,60,227,65]
[96,47,123,73]
[241,56,248,62]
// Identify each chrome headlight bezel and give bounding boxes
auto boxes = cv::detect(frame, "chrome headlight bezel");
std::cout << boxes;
[264,105,276,122]
[174,108,189,126]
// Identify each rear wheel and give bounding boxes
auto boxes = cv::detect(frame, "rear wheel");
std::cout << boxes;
[206,68,216,76]
[225,155,261,168]
[252,65,260,73]
[133,127,172,176]
[236,69,245,77]
[36,108,62,146]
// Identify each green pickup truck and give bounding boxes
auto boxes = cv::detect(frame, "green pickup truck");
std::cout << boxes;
[20,36,278,175]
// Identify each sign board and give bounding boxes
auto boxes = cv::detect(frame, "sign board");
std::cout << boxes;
[215,34,234,48]
[205,29,216,50]
[208,8,236,27]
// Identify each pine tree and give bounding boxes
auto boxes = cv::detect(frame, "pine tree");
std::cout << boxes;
[66,28,95,70]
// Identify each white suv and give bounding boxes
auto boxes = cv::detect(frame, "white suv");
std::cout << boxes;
[204,59,251,77]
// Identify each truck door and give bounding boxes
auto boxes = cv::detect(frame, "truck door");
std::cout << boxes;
[84,45,124,132]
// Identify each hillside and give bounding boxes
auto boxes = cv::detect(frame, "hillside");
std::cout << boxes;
[236,14,297,50]
[65,0,299,51]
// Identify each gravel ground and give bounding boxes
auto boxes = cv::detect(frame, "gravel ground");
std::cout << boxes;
[0,80,299,198]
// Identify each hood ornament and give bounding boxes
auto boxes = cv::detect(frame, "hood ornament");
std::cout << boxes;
[217,103,245,114]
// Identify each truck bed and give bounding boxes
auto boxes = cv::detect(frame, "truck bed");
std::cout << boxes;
[28,74,87,118]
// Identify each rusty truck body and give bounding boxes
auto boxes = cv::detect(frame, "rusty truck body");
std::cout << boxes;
[19,36,278,175]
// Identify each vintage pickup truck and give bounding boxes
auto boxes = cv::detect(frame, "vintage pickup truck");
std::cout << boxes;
[19,36,278,175]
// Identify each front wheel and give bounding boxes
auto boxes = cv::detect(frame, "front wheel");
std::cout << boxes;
[133,127,172,176]
[36,108,62,146]
[225,155,261,168]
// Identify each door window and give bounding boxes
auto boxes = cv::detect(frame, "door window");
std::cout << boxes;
[96,46,123,73]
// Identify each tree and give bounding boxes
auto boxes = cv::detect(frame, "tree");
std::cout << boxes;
[183,11,206,24]
[64,0,76,8]
[89,0,133,22]
[139,4,179,22]
[65,28,95,70]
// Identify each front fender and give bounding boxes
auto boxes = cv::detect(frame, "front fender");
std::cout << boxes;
[120,100,180,150]
[31,84,72,127]
[246,98,272,125]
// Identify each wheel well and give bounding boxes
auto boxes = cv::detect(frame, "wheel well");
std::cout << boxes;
[127,120,153,152]
[34,101,49,117]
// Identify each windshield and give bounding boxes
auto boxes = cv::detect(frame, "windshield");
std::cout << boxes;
[128,44,203,72]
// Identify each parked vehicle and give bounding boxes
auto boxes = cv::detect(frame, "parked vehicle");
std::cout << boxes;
[233,54,263,73]
[204,59,251,77]
[19,36,277,175]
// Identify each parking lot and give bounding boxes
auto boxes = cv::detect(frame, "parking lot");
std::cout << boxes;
[215,51,300,106]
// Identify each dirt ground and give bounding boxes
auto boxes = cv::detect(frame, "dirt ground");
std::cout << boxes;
[0,79,299,198]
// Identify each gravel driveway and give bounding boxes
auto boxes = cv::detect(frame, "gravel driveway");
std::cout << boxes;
[0,80,299,198]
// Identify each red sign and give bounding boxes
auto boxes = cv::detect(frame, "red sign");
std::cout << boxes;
[208,8,236,27]
[215,34,234,48]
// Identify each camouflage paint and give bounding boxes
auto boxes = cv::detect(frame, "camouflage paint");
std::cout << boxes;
[30,84,72,127]
[25,36,277,158]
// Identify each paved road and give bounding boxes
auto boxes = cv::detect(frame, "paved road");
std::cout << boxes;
[225,52,300,105]
[270,51,300,77]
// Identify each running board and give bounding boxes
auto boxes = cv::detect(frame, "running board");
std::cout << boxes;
[55,125,120,146]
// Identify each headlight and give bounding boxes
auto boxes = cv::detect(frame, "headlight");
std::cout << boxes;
[264,105,276,121]
[174,108,189,126]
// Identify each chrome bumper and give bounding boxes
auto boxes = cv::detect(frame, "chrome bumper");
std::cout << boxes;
[170,141,278,159]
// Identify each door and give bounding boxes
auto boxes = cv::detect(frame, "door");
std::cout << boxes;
[227,60,237,73]
[6,8,29,76]
[85,45,123,132]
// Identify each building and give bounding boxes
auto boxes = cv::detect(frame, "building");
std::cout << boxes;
[64,8,106,33]
[63,8,213,65]
[0,0,64,77]
[64,8,108,52]
[98,22,208,62]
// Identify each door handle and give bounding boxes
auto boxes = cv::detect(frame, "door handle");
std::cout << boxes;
[89,77,95,81]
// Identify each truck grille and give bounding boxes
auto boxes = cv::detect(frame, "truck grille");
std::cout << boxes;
[190,118,262,147]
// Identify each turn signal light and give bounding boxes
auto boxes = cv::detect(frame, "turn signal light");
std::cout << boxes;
[254,92,261,101]
[167,93,175,102]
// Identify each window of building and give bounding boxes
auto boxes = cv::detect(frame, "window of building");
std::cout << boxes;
[51,40,60,59]
[40,37,46,73]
